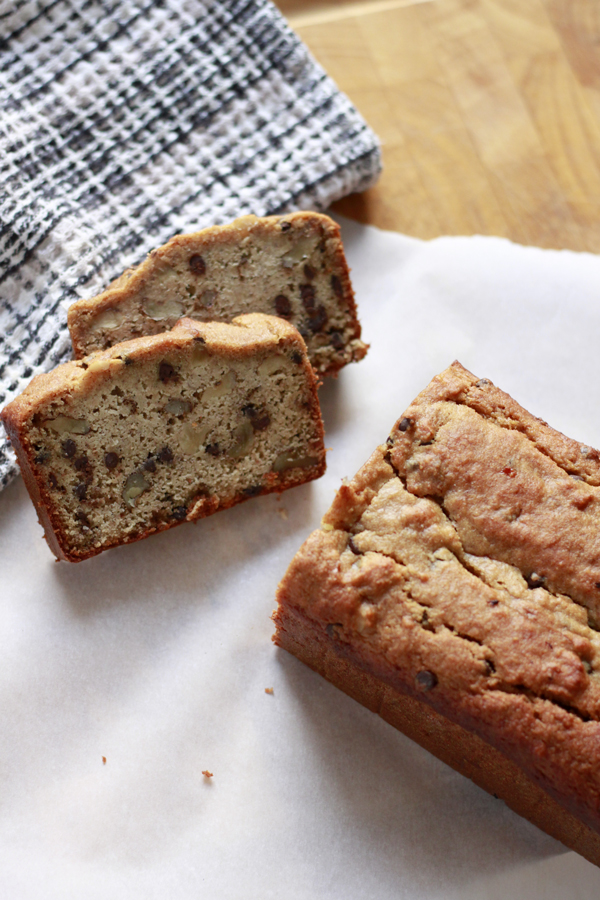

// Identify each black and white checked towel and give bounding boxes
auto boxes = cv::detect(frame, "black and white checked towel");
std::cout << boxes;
[0,0,381,489]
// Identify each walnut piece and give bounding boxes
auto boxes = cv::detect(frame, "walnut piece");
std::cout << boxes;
[141,297,186,321]
[202,370,236,401]
[122,470,150,507]
[44,417,91,435]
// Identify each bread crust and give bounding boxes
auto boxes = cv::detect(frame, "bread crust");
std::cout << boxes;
[67,212,367,377]
[273,361,600,863]
[2,314,326,561]
[274,602,600,868]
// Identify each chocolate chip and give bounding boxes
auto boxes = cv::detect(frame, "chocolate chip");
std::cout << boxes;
[331,275,343,298]
[252,413,270,432]
[172,506,187,521]
[595,582,600,590]
[62,439,77,458]
[476,378,491,387]
[48,473,59,490]
[398,417,413,432]
[291,351,303,364]
[347,536,360,555]
[205,443,220,457]
[242,485,263,497]
[386,436,394,447]
[300,283,316,310]
[143,458,157,472]
[274,294,292,318]
[582,446,600,461]
[104,452,119,470]
[122,356,133,366]
[242,404,270,431]
[325,623,343,638]
[193,335,206,344]
[74,455,90,471]
[158,361,177,383]
[329,330,344,350]
[189,254,206,275]
[157,446,173,464]
[74,482,87,500]
[415,670,437,691]
[279,220,292,232]
[489,599,499,607]
[420,610,436,632]
[307,305,328,333]
[75,510,91,528]
[35,449,51,464]
[303,264,316,280]
[526,572,546,589]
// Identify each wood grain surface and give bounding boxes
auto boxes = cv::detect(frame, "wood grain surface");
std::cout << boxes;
[275,0,600,251]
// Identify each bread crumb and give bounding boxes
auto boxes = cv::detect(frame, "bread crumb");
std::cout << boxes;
[102,756,107,765]
[277,507,288,520]
[202,770,213,778]
[265,687,274,695]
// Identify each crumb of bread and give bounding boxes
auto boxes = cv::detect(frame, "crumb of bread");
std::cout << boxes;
[202,770,213,778]
[264,687,274,695]
[102,756,107,765]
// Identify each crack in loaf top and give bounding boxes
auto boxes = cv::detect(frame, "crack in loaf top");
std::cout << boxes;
[386,361,600,627]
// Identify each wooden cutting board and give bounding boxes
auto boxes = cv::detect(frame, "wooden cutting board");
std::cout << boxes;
[275,0,600,252]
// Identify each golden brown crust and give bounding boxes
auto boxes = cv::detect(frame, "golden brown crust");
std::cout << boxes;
[274,603,600,868]
[273,361,600,859]
[67,212,368,377]
[2,314,325,561]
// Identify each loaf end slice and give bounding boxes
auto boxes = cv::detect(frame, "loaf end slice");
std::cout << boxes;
[2,314,325,561]
[273,361,600,866]
[67,212,367,377]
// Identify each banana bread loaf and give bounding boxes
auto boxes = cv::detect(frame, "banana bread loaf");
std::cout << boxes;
[2,314,325,561]
[273,361,600,867]
[67,212,367,377]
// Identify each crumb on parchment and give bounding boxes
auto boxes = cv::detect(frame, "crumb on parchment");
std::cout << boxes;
[264,687,274,695]
[202,770,213,778]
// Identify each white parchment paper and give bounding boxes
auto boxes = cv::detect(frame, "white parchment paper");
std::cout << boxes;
[2,218,600,898]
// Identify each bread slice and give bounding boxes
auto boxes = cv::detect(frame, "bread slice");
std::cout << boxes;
[273,361,600,867]
[2,314,325,561]
[67,212,367,377]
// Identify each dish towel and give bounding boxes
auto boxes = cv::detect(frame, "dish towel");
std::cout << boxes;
[0,0,381,490]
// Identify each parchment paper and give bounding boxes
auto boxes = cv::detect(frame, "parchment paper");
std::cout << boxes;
[1,217,600,898]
